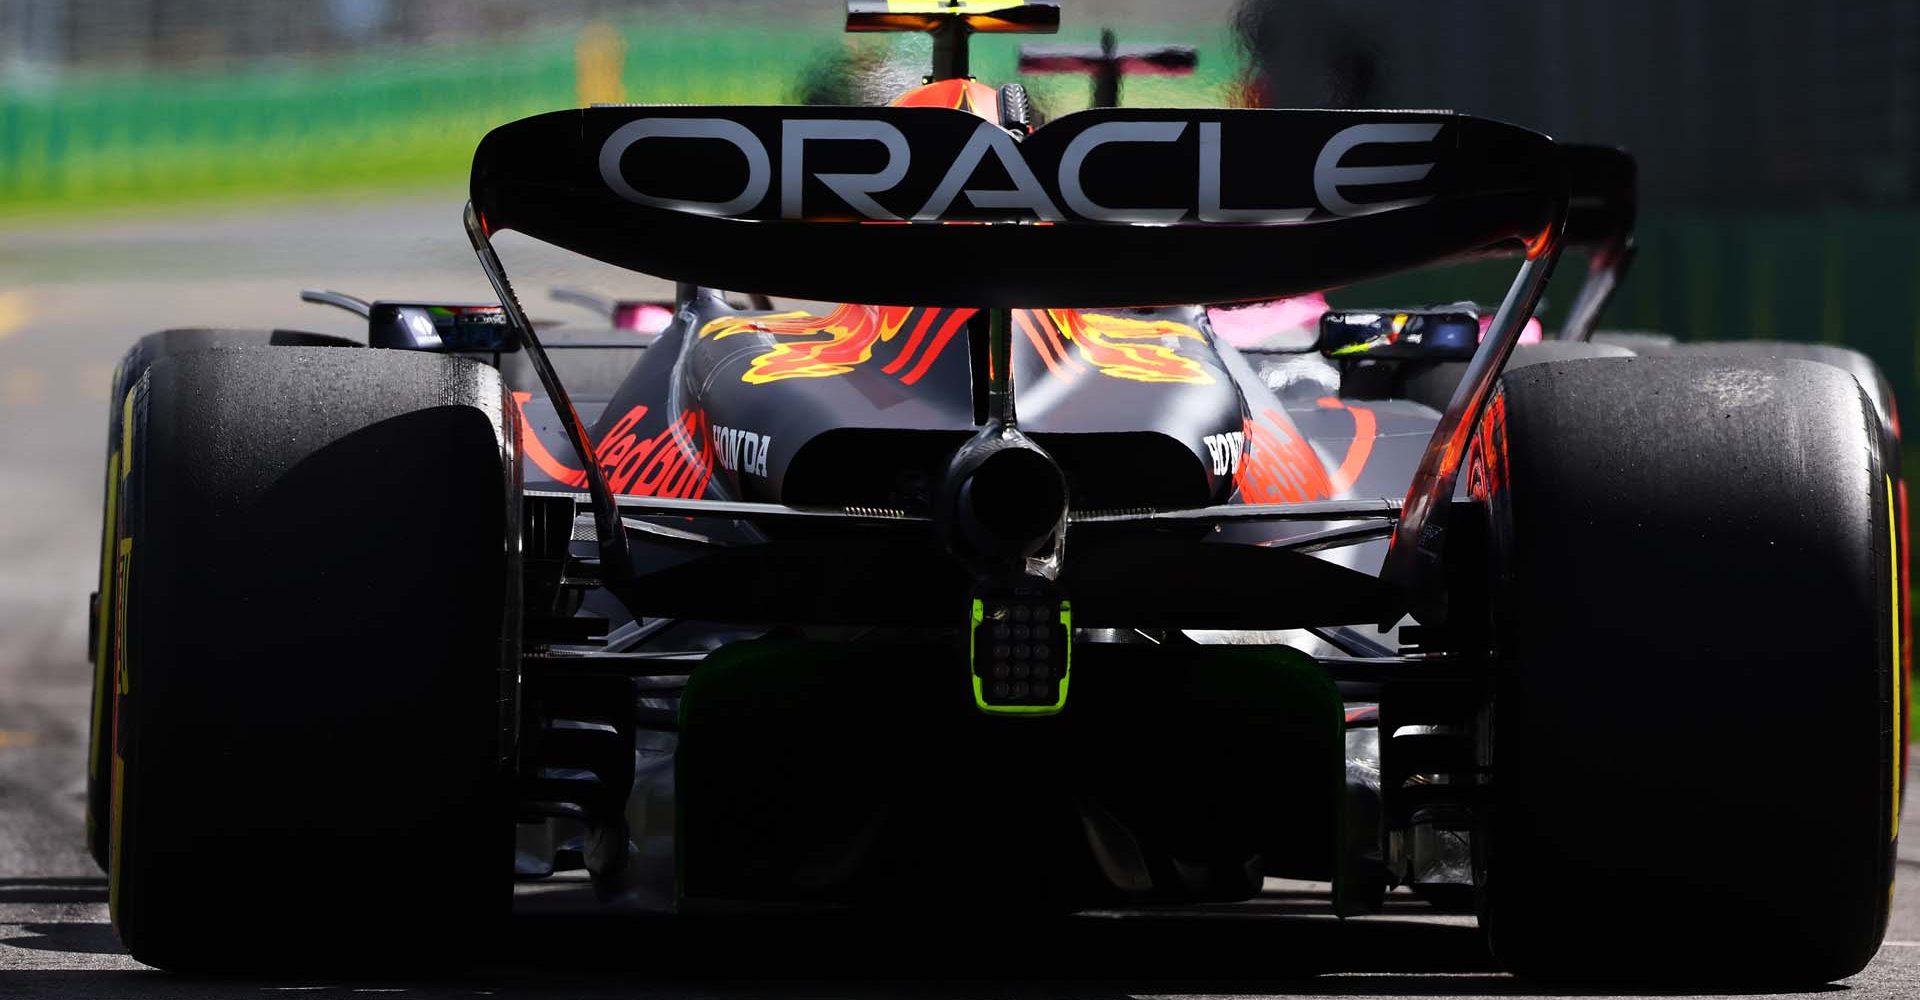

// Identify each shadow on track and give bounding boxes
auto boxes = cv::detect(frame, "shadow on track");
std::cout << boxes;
[0,893,1844,999]
[1,921,124,956]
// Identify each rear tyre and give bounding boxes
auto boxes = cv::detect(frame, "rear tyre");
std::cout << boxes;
[1478,357,1898,985]
[1668,340,1907,774]
[108,347,514,970]
[1669,340,1897,442]
[1588,329,1675,354]
[86,329,355,871]
[1403,340,1632,413]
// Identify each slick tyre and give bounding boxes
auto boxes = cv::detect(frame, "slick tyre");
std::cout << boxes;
[1478,357,1899,985]
[1404,341,1632,414]
[107,347,514,971]
[1668,340,1899,453]
[1588,329,1676,354]
[1668,340,1908,772]
[86,329,355,872]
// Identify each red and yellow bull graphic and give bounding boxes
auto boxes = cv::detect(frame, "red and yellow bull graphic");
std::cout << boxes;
[700,304,1214,388]
[1017,309,1214,385]
[700,304,917,384]
[698,304,973,386]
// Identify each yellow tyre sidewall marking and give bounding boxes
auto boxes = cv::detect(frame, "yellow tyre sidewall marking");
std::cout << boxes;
[87,449,119,803]
[1891,475,1903,840]
[108,389,134,924]
[87,363,125,800]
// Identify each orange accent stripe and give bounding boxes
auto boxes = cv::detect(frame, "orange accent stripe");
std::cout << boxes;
[513,392,589,487]
[1901,477,1911,766]
[883,308,941,375]
[900,308,974,386]
[889,78,994,114]
[1437,412,1478,481]
[1014,310,1069,378]
[1524,222,1556,259]
[1316,396,1379,494]
[1235,408,1334,503]
[1270,408,1335,501]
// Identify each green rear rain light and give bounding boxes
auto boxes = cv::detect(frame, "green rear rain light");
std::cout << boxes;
[969,597,1071,716]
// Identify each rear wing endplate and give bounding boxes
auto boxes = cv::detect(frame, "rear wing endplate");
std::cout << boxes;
[1554,144,1637,341]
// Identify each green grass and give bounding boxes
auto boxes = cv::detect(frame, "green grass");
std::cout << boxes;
[0,16,1237,221]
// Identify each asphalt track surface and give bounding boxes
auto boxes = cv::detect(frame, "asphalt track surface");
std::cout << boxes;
[5,193,1920,998]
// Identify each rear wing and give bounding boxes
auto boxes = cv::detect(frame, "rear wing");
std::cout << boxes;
[465,103,1573,619]
[470,105,1565,307]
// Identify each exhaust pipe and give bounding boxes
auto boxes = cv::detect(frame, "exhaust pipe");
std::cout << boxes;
[938,432,1068,563]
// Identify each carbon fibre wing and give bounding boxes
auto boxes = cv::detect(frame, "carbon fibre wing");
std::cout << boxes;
[470,106,1564,307]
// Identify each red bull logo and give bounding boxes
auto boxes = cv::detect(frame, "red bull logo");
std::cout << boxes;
[597,405,715,497]
[513,393,713,499]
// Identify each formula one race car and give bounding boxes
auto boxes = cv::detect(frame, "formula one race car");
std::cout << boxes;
[84,0,1902,984]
